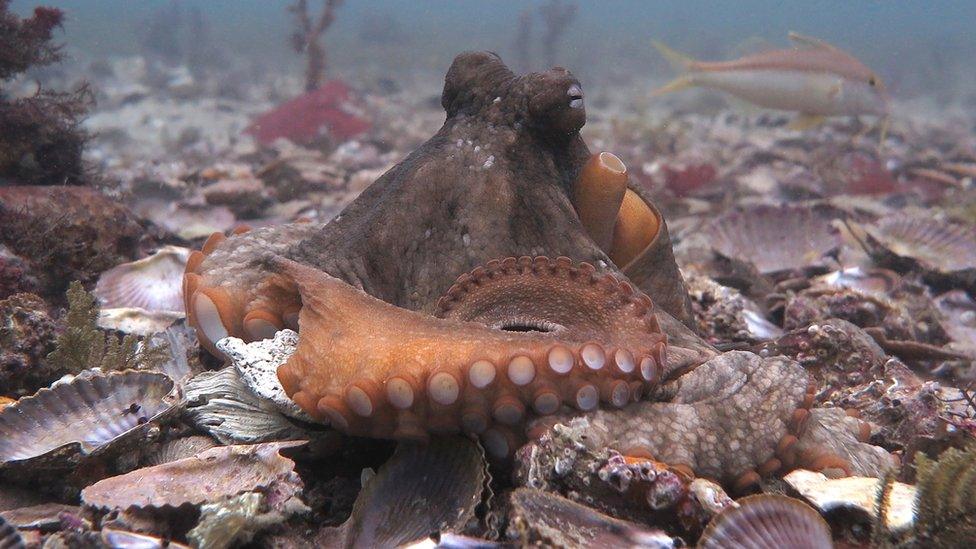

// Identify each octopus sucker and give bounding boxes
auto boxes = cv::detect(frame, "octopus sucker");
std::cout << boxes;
[252,256,666,445]
[572,151,629,252]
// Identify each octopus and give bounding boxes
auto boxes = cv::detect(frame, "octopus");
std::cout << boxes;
[182,51,893,491]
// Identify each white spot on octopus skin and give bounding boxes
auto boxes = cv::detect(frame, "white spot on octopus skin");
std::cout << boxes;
[462,233,471,246]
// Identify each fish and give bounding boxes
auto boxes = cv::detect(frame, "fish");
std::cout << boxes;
[652,32,889,132]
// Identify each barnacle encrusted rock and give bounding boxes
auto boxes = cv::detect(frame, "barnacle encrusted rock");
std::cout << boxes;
[0,292,57,396]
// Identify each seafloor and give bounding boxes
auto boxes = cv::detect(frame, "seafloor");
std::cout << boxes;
[2,17,976,549]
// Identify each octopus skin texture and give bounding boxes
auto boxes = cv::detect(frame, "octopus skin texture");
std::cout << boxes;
[527,351,895,493]
[182,51,893,482]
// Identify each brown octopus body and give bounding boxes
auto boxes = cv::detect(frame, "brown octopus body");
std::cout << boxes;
[182,52,890,487]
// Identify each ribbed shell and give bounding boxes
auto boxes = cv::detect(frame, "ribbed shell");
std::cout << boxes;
[866,215,976,273]
[0,515,24,549]
[0,371,176,467]
[95,246,190,313]
[698,494,832,549]
[81,441,304,511]
[705,205,842,275]
[144,436,219,466]
[342,437,486,548]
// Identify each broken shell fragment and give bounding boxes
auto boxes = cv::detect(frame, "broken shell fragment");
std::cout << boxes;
[0,371,178,469]
[704,204,843,275]
[81,441,305,511]
[698,494,832,549]
[95,246,190,313]
[507,487,677,548]
[784,469,916,534]
[215,330,311,421]
[187,492,298,549]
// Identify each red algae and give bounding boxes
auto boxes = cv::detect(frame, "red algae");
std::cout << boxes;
[244,80,370,146]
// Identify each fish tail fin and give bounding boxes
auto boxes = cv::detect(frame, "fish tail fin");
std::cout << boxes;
[651,76,696,97]
[652,40,698,72]
[877,114,890,153]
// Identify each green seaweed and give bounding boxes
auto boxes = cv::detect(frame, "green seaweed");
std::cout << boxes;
[874,444,976,548]
[46,281,167,374]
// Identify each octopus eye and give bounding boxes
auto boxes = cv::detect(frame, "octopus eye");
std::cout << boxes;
[567,84,584,109]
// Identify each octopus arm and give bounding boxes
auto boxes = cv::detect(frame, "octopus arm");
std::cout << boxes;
[546,351,894,491]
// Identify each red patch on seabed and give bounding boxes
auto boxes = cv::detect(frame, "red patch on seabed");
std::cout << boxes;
[245,80,371,146]
[661,163,717,197]
[845,154,898,195]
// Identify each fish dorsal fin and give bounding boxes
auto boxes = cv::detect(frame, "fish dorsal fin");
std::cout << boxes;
[729,35,778,58]
[788,31,839,51]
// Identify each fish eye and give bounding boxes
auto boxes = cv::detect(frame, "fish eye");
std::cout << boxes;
[868,77,877,87]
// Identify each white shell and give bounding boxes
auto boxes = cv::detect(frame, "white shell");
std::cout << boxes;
[784,469,916,533]
[95,245,190,313]
[216,330,310,421]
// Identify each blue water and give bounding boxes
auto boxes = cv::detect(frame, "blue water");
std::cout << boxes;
[12,0,976,99]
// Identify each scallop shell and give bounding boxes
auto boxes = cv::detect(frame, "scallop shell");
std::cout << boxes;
[704,204,843,275]
[0,371,177,469]
[508,487,677,548]
[333,437,486,548]
[0,514,24,549]
[861,215,976,290]
[82,441,305,511]
[95,246,190,313]
[698,494,832,549]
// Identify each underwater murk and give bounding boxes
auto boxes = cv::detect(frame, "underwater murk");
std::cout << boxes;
[1,0,976,547]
